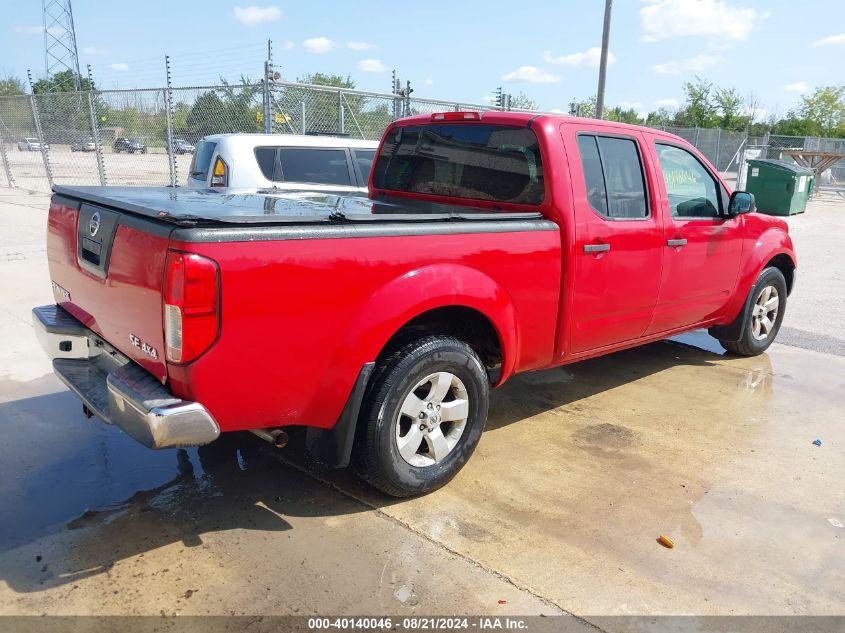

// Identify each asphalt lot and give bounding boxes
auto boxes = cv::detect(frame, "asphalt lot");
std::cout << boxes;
[0,188,842,621]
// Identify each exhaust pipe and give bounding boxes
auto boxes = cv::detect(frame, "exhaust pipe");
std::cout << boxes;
[249,428,289,448]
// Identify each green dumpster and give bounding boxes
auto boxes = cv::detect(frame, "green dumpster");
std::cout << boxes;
[745,159,814,216]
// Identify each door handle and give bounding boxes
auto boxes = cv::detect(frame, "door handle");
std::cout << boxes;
[666,238,687,247]
[583,243,610,253]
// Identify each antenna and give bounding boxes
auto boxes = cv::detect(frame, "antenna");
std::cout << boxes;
[42,0,82,91]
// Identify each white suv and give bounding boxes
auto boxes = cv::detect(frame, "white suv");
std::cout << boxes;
[185,133,379,193]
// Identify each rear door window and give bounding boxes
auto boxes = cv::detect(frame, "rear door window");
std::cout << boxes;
[189,141,218,182]
[278,148,352,186]
[352,149,377,185]
[254,147,277,180]
[576,134,648,219]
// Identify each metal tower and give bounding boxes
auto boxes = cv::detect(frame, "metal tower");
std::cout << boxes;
[42,0,82,91]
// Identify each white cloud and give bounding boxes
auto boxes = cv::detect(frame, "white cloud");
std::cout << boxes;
[640,0,763,42]
[424,78,434,85]
[783,81,807,93]
[619,100,644,109]
[550,108,567,114]
[302,37,335,54]
[482,95,497,105]
[357,58,387,73]
[15,25,65,36]
[652,54,722,74]
[110,63,130,71]
[348,41,374,51]
[82,46,105,55]
[743,106,767,122]
[655,98,679,109]
[282,40,295,50]
[233,5,281,26]
[543,47,616,68]
[501,66,561,84]
[812,33,845,47]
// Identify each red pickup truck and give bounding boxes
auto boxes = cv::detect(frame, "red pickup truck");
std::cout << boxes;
[34,112,796,496]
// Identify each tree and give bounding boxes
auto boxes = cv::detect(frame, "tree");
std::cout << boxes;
[0,75,25,96]
[509,92,538,111]
[713,86,745,129]
[185,91,228,140]
[645,108,674,127]
[572,96,596,118]
[605,106,642,124]
[798,85,845,137]
[674,77,716,127]
[32,70,94,94]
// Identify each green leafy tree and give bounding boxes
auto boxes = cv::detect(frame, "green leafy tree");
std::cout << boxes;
[509,92,538,111]
[674,77,716,128]
[572,96,597,118]
[798,85,845,136]
[645,108,674,127]
[713,86,746,129]
[32,70,94,94]
[0,75,25,96]
[605,106,642,124]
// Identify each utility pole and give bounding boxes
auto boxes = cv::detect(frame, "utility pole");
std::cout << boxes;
[595,0,613,120]
[164,55,176,187]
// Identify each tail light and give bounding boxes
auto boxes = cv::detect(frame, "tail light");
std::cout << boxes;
[210,157,228,187]
[431,112,481,121]
[163,251,220,363]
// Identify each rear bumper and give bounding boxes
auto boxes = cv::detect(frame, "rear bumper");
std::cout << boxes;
[32,305,220,449]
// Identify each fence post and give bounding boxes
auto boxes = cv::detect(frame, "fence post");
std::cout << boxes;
[301,101,306,135]
[338,90,345,135]
[87,65,107,185]
[164,56,176,187]
[262,61,272,134]
[27,70,53,189]
[714,128,721,172]
[0,128,16,188]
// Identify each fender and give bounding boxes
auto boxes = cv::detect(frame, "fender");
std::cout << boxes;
[711,223,796,341]
[307,264,520,468]
[334,263,519,386]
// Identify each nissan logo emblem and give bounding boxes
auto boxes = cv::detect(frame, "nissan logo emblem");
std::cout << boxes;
[89,211,101,237]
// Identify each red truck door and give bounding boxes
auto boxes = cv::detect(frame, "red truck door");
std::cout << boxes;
[644,140,743,334]
[561,124,664,354]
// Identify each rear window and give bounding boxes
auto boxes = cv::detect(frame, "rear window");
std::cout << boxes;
[372,124,544,205]
[279,148,352,186]
[189,141,218,182]
[353,149,376,182]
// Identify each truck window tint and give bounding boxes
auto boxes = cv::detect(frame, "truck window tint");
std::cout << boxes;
[372,124,544,205]
[353,149,377,182]
[189,141,217,181]
[577,135,648,219]
[655,144,720,218]
[255,147,276,180]
[279,149,351,186]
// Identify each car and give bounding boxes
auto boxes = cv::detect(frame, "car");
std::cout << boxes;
[185,133,378,194]
[71,138,96,152]
[18,138,47,151]
[34,111,796,497]
[113,138,147,154]
[171,139,195,155]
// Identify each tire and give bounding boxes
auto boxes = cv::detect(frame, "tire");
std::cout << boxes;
[719,267,787,356]
[353,335,489,497]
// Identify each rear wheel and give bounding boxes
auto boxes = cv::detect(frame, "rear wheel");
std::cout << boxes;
[719,267,787,356]
[354,335,489,497]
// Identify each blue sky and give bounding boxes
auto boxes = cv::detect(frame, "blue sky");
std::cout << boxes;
[3,0,843,119]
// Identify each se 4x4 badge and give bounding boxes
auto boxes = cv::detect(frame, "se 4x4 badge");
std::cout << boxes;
[129,334,158,360]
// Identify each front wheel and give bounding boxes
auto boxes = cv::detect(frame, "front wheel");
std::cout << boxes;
[353,335,489,497]
[719,267,787,356]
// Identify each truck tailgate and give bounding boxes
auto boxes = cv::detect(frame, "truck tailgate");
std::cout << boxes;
[46,194,171,382]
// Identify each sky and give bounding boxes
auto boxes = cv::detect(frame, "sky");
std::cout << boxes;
[2,0,843,120]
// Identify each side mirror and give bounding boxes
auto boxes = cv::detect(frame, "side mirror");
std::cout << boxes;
[728,191,756,216]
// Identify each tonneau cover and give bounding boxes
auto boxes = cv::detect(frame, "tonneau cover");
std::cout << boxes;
[53,186,542,226]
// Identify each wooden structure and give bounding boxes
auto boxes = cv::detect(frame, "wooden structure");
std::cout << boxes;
[778,149,845,180]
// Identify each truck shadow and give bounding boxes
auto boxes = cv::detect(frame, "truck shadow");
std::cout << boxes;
[0,333,772,594]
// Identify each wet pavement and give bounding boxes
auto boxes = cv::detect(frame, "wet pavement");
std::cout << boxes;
[0,190,842,619]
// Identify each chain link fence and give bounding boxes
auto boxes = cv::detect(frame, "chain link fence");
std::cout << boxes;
[2,79,814,195]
